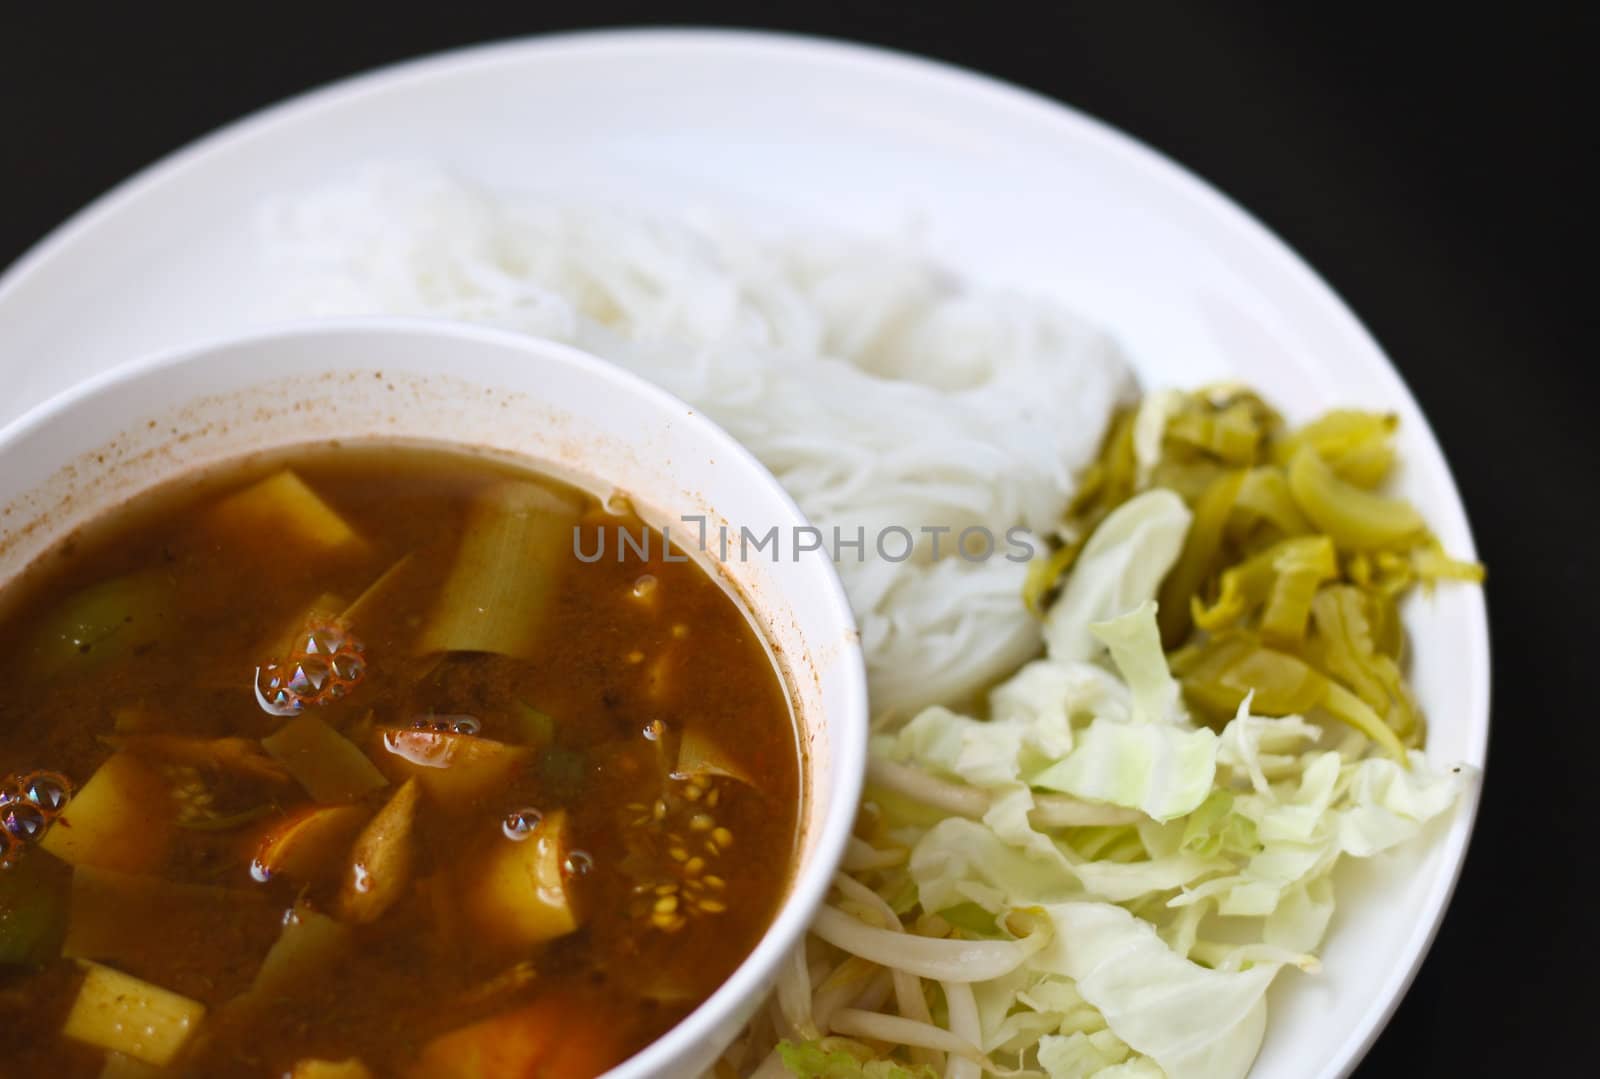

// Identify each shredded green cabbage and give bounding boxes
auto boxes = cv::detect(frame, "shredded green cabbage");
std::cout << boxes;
[778,1039,940,1079]
[761,433,1478,1079]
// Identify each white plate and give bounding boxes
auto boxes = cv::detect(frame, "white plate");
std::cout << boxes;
[0,28,1486,1079]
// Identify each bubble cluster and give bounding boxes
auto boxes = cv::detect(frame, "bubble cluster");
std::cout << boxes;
[410,714,481,735]
[0,769,75,869]
[2,801,47,842]
[22,772,73,813]
[255,617,366,716]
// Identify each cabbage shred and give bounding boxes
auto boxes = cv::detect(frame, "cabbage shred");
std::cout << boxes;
[730,392,1479,1079]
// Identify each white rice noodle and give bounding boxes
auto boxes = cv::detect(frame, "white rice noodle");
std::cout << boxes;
[260,164,1134,718]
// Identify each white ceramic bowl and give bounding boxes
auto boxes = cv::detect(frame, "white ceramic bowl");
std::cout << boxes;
[0,317,870,1078]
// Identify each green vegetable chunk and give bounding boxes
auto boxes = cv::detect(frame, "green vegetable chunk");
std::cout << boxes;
[508,703,556,748]
[0,851,68,967]
[27,570,174,679]
[778,1039,939,1079]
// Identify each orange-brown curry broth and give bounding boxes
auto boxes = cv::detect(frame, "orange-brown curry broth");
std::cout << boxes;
[0,442,800,1077]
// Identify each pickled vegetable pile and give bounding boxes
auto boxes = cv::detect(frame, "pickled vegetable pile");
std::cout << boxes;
[0,443,800,1078]
[1027,389,1483,758]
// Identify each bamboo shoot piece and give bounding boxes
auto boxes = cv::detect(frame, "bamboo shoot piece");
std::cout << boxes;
[407,994,622,1079]
[62,865,267,974]
[672,726,754,786]
[291,1061,374,1079]
[336,778,419,924]
[461,809,582,951]
[249,805,372,884]
[341,554,420,629]
[103,735,291,784]
[212,901,351,1037]
[507,703,556,749]
[262,716,388,803]
[374,728,532,808]
[248,903,351,1004]
[416,481,581,660]
[39,753,175,874]
[259,591,348,663]
[207,470,365,559]
[100,1053,165,1079]
[61,961,206,1066]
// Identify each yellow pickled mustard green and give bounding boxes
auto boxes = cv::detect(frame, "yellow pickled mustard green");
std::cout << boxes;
[1156,469,1246,643]
[1270,408,1398,487]
[1036,387,1483,760]
[1286,446,1425,551]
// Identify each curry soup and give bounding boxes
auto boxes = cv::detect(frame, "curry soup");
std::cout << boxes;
[0,442,800,1077]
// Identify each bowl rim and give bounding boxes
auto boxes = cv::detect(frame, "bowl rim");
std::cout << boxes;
[0,315,872,1078]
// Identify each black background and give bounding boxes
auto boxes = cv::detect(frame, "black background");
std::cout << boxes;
[0,3,1584,1073]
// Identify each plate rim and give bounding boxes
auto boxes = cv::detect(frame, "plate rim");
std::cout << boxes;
[0,27,1490,1078]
